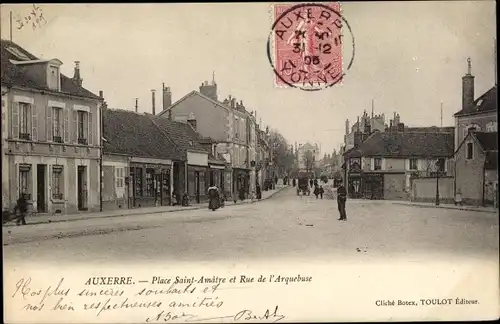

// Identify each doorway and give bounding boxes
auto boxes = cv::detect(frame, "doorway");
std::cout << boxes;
[36,164,46,213]
[194,171,200,203]
[77,166,87,210]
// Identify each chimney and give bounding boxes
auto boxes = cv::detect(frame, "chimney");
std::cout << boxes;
[99,90,103,98]
[72,61,82,87]
[353,130,363,148]
[162,83,172,111]
[364,120,371,135]
[397,122,405,132]
[151,89,156,115]
[187,112,197,130]
[199,77,218,101]
[135,98,138,113]
[345,119,349,136]
[462,57,475,111]
[99,90,108,111]
[389,120,393,132]
[231,98,236,109]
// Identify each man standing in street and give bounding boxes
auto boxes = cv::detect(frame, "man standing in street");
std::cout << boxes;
[337,182,347,221]
[15,192,28,226]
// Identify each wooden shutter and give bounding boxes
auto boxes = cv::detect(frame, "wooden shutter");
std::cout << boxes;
[47,105,53,142]
[48,165,52,200]
[63,108,69,143]
[72,110,78,143]
[31,105,38,141]
[88,111,93,145]
[11,101,19,139]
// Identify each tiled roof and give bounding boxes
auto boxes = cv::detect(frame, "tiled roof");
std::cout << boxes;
[346,131,454,158]
[103,109,183,161]
[151,116,207,156]
[1,39,99,99]
[454,85,498,116]
[474,132,498,151]
[406,126,454,133]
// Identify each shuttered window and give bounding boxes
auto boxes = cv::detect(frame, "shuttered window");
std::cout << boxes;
[77,111,88,145]
[52,107,63,143]
[19,102,31,140]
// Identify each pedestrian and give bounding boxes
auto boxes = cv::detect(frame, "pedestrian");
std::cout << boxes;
[319,185,324,199]
[207,185,220,211]
[256,182,262,200]
[14,192,28,226]
[292,178,296,187]
[309,179,313,188]
[314,185,320,199]
[337,182,347,221]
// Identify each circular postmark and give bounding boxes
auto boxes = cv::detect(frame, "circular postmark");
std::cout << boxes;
[267,3,355,91]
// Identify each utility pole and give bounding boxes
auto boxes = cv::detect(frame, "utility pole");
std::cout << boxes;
[440,102,443,127]
[10,11,13,42]
[435,159,440,206]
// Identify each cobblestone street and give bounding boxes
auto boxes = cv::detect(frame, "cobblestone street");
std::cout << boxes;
[4,187,498,267]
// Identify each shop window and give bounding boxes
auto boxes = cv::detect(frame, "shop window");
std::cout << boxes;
[19,165,30,197]
[145,168,155,197]
[135,167,143,196]
[374,158,382,170]
[437,158,446,172]
[52,165,64,199]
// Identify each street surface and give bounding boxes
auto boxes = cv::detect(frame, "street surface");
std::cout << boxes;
[3,187,499,266]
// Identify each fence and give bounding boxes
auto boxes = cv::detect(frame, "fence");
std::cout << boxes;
[411,176,454,204]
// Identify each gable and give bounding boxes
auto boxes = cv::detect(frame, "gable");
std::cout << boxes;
[158,90,229,117]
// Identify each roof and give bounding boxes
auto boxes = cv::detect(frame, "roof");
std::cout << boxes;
[473,132,498,151]
[1,39,99,99]
[454,85,498,117]
[405,126,454,133]
[103,109,183,161]
[151,116,207,157]
[157,90,230,117]
[346,131,455,158]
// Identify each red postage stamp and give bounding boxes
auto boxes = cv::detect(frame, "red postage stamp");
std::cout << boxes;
[268,2,353,91]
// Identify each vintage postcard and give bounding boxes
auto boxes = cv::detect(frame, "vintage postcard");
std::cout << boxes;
[1,2,498,323]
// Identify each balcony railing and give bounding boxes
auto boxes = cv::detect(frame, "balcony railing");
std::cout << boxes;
[53,136,64,143]
[19,133,31,140]
[78,138,88,145]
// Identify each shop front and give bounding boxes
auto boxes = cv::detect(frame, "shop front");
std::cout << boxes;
[129,161,172,208]
[187,165,208,203]
[233,168,250,198]
[362,172,384,199]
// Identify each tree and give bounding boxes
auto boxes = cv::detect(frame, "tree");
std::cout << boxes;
[268,129,294,176]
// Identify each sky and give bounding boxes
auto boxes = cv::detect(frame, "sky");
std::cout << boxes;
[1,2,497,154]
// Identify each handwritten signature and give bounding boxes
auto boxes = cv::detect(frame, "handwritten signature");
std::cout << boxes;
[15,4,47,31]
[146,306,285,323]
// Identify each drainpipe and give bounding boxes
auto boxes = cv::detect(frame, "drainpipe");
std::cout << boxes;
[482,160,486,207]
[99,96,103,212]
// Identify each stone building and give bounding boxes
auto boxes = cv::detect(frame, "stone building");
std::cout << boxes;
[157,78,258,199]
[1,39,102,214]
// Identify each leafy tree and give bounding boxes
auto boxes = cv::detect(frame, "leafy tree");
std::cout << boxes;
[268,129,294,176]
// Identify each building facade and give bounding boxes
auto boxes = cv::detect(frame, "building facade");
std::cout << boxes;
[344,129,454,200]
[157,79,258,199]
[1,40,102,214]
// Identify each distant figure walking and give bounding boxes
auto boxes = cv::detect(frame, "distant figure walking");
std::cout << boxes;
[14,193,28,226]
[319,186,324,199]
[256,182,262,200]
[292,178,296,187]
[314,185,320,199]
[309,179,314,188]
[208,185,220,211]
[337,182,347,221]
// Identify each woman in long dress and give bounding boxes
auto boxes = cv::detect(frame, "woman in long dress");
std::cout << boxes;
[208,185,220,211]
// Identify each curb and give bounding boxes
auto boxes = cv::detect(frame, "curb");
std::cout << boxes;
[3,186,289,227]
[392,202,498,214]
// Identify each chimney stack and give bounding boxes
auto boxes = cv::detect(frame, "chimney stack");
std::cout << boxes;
[135,98,138,113]
[162,83,172,111]
[99,90,103,98]
[345,119,350,136]
[462,57,475,112]
[72,61,82,87]
[151,89,156,115]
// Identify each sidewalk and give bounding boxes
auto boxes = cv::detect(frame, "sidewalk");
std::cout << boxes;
[3,185,289,227]
[391,200,498,214]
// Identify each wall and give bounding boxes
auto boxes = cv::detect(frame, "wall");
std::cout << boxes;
[383,173,406,200]
[167,94,228,142]
[2,87,9,209]
[411,177,454,204]
[384,158,405,171]
[102,155,129,211]
[455,136,486,205]
[455,111,497,150]
[187,151,208,167]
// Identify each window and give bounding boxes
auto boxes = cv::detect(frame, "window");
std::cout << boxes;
[466,142,473,160]
[409,158,418,170]
[486,122,497,132]
[52,107,63,143]
[437,158,446,172]
[116,167,124,188]
[48,65,59,90]
[19,102,31,140]
[52,165,64,199]
[145,169,155,197]
[134,167,143,196]
[77,110,88,144]
[374,158,382,170]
